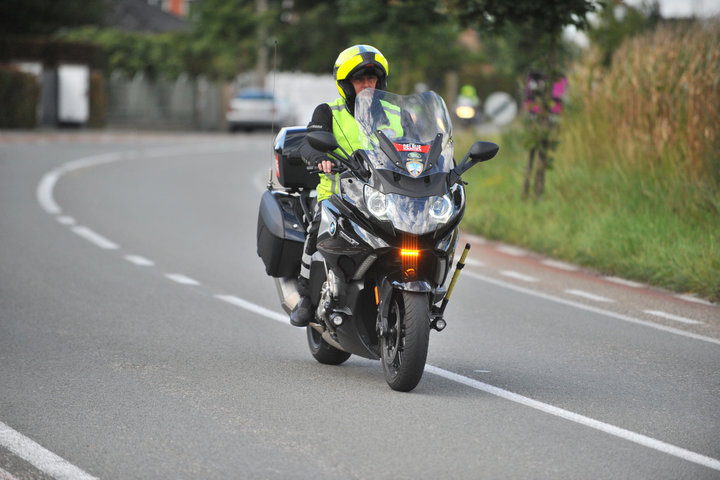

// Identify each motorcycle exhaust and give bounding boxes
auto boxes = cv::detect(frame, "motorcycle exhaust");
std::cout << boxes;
[274,277,300,314]
[310,322,347,352]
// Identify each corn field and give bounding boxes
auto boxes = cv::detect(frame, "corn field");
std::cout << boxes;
[565,21,720,183]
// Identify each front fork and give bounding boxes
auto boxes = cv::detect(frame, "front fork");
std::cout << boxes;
[376,242,472,336]
[430,242,471,331]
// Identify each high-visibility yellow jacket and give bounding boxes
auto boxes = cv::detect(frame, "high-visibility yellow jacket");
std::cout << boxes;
[315,97,402,201]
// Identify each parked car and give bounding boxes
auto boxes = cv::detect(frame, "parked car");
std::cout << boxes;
[226,88,297,132]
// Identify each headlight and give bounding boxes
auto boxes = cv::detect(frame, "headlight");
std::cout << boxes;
[456,105,475,119]
[363,186,457,235]
[429,195,453,222]
[364,185,388,219]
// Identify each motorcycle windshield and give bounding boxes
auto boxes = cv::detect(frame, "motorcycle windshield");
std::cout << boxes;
[354,89,454,177]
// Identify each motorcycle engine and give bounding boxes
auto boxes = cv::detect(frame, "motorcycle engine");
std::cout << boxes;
[318,269,342,324]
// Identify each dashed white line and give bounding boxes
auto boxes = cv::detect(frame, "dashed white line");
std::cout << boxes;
[56,216,76,225]
[164,273,200,286]
[463,234,487,244]
[604,276,645,288]
[124,255,155,267]
[37,152,124,215]
[464,258,485,268]
[496,245,528,256]
[565,289,614,303]
[541,259,579,271]
[464,270,720,345]
[0,466,19,480]
[0,421,98,480]
[675,294,715,306]
[500,270,538,282]
[32,142,720,475]
[644,310,702,325]
[215,294,289,324]
[71,226,119,250]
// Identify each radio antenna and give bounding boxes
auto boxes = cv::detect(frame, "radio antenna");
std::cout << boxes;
[267,39,279,191]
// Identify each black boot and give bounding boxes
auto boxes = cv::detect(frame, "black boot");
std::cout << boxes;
[290,296,313,327]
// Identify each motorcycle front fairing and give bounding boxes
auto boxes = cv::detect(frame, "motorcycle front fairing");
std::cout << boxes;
[350,89,463,287]
[318,89,462,316]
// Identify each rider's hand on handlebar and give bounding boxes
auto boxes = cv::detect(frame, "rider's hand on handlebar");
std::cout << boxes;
[317,159,335,174]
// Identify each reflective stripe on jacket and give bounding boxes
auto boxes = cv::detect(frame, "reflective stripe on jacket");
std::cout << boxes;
[316,97,402,201]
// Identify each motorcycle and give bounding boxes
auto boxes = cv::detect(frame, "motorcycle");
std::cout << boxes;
[455,96,481,128]
[257,89,498,391]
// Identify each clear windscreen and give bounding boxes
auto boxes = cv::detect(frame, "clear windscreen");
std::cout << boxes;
[354,89,454,176]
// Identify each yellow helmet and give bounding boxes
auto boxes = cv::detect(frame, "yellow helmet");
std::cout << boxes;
[333,44,389,102]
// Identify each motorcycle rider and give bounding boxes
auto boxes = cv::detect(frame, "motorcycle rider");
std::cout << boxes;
[290,44,399,327]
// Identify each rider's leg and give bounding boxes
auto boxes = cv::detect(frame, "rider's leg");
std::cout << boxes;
[290,203,321,327]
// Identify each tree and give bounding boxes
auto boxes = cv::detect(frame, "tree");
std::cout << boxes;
[337,0,466,93]
[272,2,353,73]
[444,0,604,198]
[0,0,105,37]
[188,0,260,79]
[588,0,660,67]
[273,0,467,93]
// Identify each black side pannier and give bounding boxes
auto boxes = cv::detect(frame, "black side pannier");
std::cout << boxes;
[257,190,306,277]
[274,127,319,190]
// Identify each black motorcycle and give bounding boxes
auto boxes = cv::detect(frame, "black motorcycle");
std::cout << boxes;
[257,89,498,391]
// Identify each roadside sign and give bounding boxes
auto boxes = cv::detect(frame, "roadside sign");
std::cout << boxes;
[484,92,517,126]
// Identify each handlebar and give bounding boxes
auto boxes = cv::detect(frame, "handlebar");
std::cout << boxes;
[306,164,344,175]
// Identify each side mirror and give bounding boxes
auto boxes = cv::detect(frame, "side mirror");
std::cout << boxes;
[468,141,499,162]
[448,141,499,185]
[306,131,339,153]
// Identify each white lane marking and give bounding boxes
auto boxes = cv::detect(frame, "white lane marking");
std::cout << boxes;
[541,259,579,271]
[0,421,98,480]
[604,276,645,288]
[32,142,720,474]
[0,467,19,480]
[124,255,155,267]
[164,274,200,286]
[500,270,538,282]
[37,152,124,214]
[36,169,63,214]
[56,216,76,225]
[212,293,720,472]
[644,310,703,325]
[37,144,245,216]
[215,295,289,324]
[71,226,119,250]
[464,258,485,268]
[464,271,720,346]
[675,294,715,306]
[424,365,720,472]
[463,234,487,244]
[565,289,614,303]
[496,245,528,256]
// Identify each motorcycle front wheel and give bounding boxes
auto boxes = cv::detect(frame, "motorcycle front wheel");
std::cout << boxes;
[381,291,430,392]
[307,325,351,365]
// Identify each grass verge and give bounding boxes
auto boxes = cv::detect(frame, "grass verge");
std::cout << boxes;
[458,128,719,302]
[457,22,720,302]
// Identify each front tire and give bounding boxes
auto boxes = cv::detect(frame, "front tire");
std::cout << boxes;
[381,291,430,392]
[307,326,351,365]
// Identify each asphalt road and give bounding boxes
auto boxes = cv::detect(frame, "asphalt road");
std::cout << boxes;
[1,131,718,480]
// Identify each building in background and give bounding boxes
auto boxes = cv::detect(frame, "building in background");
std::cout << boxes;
[106,0,190,32]
[146,0,197,18]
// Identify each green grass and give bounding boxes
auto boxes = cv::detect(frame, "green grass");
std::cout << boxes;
[456,128,720,302]
[454,22,720,302]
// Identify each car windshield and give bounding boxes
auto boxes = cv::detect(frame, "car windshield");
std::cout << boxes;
[237,89,274,100]
[354,89,454,176]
